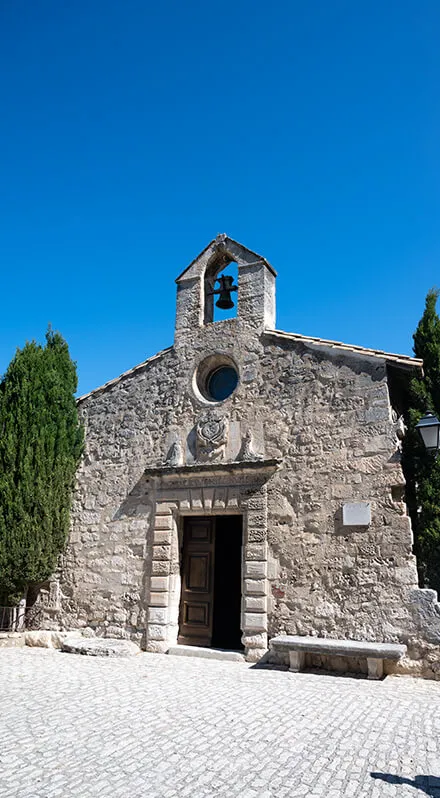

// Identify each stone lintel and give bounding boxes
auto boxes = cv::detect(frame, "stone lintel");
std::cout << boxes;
[144,459,282,482]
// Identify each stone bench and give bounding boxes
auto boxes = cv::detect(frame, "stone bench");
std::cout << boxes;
[270,635,407,679]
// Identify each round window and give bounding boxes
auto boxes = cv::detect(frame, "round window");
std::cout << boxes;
[194,355,239,403]
[207,366,238,402]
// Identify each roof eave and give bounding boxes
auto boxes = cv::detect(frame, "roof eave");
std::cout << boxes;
[264,329,422,371]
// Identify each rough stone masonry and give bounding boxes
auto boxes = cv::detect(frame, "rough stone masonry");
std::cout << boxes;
[38,235,440,676]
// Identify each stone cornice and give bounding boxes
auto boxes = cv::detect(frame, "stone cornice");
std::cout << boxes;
[144,458,282,482]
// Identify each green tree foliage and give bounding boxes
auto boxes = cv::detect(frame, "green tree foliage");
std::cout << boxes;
[402,289,440,592]
[0,329,83,605]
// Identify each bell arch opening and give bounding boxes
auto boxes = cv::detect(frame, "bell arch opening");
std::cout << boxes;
[204,259,238,324]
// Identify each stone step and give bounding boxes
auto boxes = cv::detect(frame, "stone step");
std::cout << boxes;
[167,645,245,663]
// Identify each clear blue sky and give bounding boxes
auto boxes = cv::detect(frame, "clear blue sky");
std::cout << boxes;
[1,1,439,396]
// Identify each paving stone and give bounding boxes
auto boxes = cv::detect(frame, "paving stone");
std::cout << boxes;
[0,648,439,798]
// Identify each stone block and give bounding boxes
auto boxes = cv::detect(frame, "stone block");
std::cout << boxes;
[242,632,268,649]
[243,612,267,632]
[365,406,390,423]
[147,625,168,641]
[62,638,140,657]
[155,515,174,530]
[148,607,168,624]
[152,529,172,545]
[155,503,173,516]
[331,485,353,499]
[246,495,266,511]
[244,578,267,596]
[146,639,169,654]
[247,511,266,529]
[0,632,25,648]
[151,560,171,575]
[150,576,170,592]
[289,650,305,672]
[152,544,171,561]
[244,543,267,561]
[25,631,53,648]
[244,647,267,663]
[244,595,267,612]
[367,657,384,679]
[245,561,267,579]
[168,645,244,662]
[149,592,169,607]
[247,527,266,543]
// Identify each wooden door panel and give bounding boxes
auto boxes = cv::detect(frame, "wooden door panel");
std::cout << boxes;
[178,518,215,646]
[186,553,211,591]
[190,524,211,540]
[183,601,209,626]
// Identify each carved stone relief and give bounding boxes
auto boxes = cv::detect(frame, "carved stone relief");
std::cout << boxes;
[165,440,184,467]
[239,429,263,462]
[196,414,228,462]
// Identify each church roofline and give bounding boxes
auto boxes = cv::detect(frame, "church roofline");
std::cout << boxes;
[175,234,277,282]
[76,346,173,404]
[264,329,423,371]
[77,328,421,406]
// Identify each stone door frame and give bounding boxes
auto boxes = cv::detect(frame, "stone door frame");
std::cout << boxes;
[144,461,279,661]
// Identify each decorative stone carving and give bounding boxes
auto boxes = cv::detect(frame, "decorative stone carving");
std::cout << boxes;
[392,410,406,448]
[395,415,406,445]
[239,429,263,462]
[165,440,184,467]
[196,414,228,462]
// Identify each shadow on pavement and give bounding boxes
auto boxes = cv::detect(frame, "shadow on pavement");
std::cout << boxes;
[371,772,440,795]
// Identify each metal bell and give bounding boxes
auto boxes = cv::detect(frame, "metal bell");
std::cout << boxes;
[214,274,237,310]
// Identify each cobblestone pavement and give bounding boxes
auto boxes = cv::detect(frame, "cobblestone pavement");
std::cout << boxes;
[1,648,440,798]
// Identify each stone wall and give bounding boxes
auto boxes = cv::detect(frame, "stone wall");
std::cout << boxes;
[38,236,440,676]
[37,324,440,675]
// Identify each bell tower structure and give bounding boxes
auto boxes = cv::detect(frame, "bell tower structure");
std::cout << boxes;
[174,234,277,348]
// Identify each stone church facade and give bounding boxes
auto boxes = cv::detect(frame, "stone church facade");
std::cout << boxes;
[41,235,440,676]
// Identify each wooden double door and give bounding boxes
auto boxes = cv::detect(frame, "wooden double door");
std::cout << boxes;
[178,515,243,650]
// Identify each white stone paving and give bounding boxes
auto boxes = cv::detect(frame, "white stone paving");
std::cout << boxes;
[0,648,439,798]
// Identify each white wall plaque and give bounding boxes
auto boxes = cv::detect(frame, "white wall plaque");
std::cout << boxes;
[342,502,371,527]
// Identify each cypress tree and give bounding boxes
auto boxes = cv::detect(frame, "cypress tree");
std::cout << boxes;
[0,328,83,606]
[402,288,440,592]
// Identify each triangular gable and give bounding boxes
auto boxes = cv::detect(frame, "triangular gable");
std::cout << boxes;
[175,234,277,283]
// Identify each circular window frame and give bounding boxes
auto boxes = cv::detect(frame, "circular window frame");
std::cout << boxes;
[193,354,239,404]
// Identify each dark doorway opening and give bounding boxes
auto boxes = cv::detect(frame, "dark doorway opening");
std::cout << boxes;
[212,515,243,650]
[178,515,243,651]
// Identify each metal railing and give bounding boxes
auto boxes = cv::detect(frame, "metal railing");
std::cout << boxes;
[0,601,26,632]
